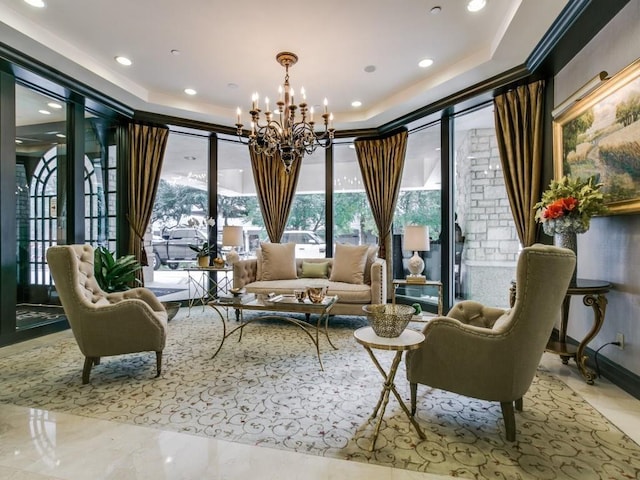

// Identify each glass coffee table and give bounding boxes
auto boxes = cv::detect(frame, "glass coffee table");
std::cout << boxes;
[208,294,339,370]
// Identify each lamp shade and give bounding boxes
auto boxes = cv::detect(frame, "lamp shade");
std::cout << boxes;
[404,225,430,252]
[222,226,244,247]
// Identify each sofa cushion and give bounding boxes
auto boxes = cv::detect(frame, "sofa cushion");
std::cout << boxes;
[301,261,330,279]
[244,279,372,304]
[255,247,263,281]
[260,242,297,280]
[330,244,369,284]
[363,245,379,285]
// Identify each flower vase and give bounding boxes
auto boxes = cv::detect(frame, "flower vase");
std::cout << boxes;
[554,230,578,286]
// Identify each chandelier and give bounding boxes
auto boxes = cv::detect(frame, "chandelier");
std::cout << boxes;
[235,52,335,173]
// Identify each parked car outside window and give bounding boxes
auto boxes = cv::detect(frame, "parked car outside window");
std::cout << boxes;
[280,230,326,258]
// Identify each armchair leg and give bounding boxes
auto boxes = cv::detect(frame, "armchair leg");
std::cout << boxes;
[410,383,417,416]
[82,356,97,384]
[515,397,523,412]
[155,351,163,377]
[500,401,516,442]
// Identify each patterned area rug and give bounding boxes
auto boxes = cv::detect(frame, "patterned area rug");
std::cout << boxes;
[0,309,638,479]
[15,304,66,330]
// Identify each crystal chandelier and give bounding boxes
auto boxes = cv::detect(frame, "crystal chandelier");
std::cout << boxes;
[235,52,335,173]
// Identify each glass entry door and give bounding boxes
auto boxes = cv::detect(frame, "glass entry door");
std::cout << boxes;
[15,84,68,330]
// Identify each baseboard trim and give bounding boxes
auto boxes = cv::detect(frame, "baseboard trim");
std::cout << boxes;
[558,331,640,400]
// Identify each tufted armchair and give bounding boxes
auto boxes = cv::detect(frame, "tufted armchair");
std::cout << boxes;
[46,244,168,384]
[405,244,576,441]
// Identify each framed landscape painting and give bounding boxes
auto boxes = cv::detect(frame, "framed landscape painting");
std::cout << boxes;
[553,57,640,214]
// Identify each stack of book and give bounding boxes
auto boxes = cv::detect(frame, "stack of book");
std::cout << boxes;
[217,292,255,304]
[406,275,426,284]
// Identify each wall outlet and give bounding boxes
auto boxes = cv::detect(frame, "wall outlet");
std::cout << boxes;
[616,332,625,350]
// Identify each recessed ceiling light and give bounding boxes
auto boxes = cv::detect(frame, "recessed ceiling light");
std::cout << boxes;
[170,49,181,56]
[184,88,197,96]
[418,58,434,68]
[467,0,486,12]
[430,6,442,14]
[227,83,238,89]
[15,139,23,144]
[56,133,66,138]
[24,0,45,7]
[115,56,132,66]
[364,65,376,73]
[38,109,51,115]
[351,100,362,108]
[47,102,62,109]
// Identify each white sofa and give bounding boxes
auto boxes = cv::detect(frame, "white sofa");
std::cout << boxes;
[232,256,387,316]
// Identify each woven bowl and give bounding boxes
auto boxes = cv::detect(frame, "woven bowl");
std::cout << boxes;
[362,304,414,338]
[162,301,181,322]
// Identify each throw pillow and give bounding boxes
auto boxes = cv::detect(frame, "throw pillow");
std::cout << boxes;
[363,245,379,285]
[301,261,330,279]
[260,242,297,280]
[255,247,263,281]
[329,243,369,284]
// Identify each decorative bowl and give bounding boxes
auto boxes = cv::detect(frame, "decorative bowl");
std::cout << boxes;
[162,301,181,322]
[362,304,414,338]
[307,285,328,304]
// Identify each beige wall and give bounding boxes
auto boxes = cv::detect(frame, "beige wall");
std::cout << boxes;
[554,0,640,375]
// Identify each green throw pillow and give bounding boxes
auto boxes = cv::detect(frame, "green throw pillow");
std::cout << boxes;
[301,261,330,279]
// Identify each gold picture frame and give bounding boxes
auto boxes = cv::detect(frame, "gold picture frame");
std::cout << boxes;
[553,57,640,214]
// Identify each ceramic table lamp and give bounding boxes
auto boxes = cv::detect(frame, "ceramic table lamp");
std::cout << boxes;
[404,225,429,283]
[222,225,243,265]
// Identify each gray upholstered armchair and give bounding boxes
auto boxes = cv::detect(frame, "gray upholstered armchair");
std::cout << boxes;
[405,244,576,441]
[46,244,168,384]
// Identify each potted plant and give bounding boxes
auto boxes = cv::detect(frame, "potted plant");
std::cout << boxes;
[189,241,212,267]
[94,246,142,293]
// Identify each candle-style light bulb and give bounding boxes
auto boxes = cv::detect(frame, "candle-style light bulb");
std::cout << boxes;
[301,87,306,101]
[310,106,314,122]
[290,88,295,104]
[265,97,270,112]
[236,107,241,124]
[329,113,334,129]
[323,98,328,114]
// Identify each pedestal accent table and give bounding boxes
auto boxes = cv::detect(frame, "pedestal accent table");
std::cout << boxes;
[510,278,611,384]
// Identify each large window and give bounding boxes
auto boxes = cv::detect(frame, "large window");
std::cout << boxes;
[453,105,519,308]
[147,129,209,296]
[392,122,442,312]
[332,141,377,249]
[285,148,326,258]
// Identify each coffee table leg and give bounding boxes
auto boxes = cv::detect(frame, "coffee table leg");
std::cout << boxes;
[209,305,227,359]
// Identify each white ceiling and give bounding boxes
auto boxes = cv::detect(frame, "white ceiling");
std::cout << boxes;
[1,0,569,131]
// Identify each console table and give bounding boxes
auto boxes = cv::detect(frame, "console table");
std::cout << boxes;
[184,266,233,314]
[510,278,611,384]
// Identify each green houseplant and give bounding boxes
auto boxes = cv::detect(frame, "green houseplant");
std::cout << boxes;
[189,241,212,267]
[94,246,142,293]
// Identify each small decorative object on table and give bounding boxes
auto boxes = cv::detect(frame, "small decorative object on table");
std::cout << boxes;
[161,301,181,321]
[362,304,415,338]
[293,288,307,302]
[534,175,608,285]
[212,257,225,268]
[307,285,328,304]
[229,287,246,296]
